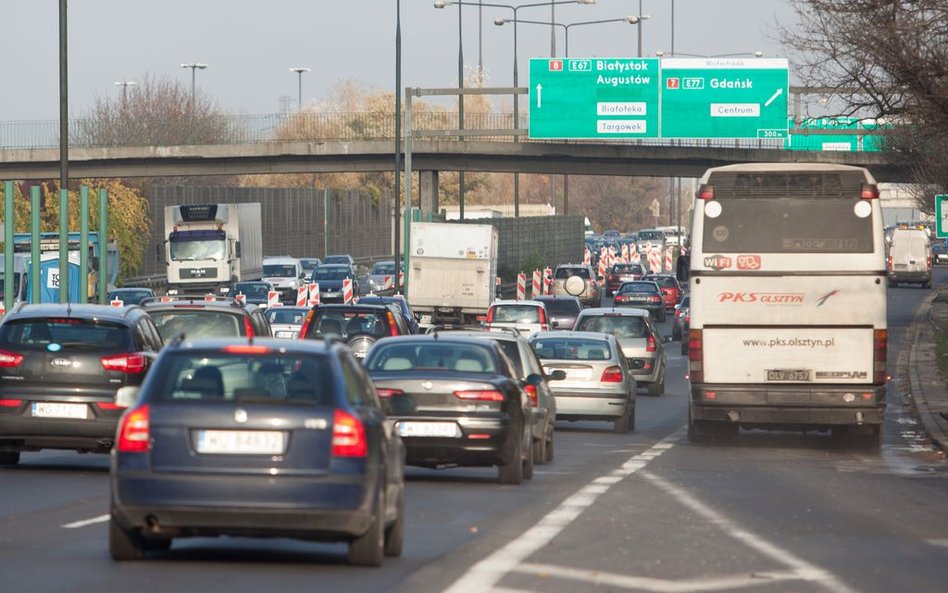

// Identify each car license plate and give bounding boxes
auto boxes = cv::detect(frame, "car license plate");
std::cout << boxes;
[766,369,812,382]
[397,421,461,438]
[31,402,88,419]
[275,330,297,339]
[195,430,286,454]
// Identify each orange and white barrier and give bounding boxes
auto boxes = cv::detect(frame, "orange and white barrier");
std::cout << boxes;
[516,273,526,301]
[621,243,630,263]
[647,248,662,273]
[630,249,641,265]
[234,293,246,305]
[296,286,309,307]
[342,278,353,304]
[267,291,282,307]
[665,247,674,272]
[307,283,320,306]
[110,298,124,307]
[543,267,553,295]
[383,275,394,291]
[598,257,607,279]
[204,293,216,301]
[583,247,591,265]
[532,270,542,298]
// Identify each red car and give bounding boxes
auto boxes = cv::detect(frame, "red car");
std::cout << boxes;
[606,263,645,296]
[641,274,682,311]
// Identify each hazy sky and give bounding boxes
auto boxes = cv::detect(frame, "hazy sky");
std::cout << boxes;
[0,0,797,120]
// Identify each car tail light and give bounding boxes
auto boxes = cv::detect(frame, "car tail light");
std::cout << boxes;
[688,329,703,382]
[873,329,887,384]
[454,389,505,402]
[117,405,150,453]
[538,307,547,326]
[614,295,627,303]
[331,409,367,457]
[223,344,271,354]
[486,308,495,323]
[696,184,715,200]
[0,350,24,368]
[646,335,656,352]
[600,366,624,383]
[298,310,315,339]
[525,384,539,407]
[0,399,21,407]
[928,255,932,270]
[100,353,147,374]
[387,311,399,336]
[243,316,255,337]
[860,183,880,199]
[376,387,404,399]
[98,402,126,411]
[649,295,662,303]
[888,255,893,270]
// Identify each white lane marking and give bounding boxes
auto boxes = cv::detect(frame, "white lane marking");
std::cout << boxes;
[928,538,948,548]
[516,563,808,592]
[641,472,861,593]
[440,430,681,593]
[62,514,109,529]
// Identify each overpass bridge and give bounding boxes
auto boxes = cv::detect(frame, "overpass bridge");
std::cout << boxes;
[0,138,905,182]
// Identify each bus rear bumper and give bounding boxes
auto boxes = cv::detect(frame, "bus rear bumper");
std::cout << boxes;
[690,384,886,427]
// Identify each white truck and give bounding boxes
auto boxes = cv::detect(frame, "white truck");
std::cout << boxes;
[407,221,499,326]
[162,203,263,295]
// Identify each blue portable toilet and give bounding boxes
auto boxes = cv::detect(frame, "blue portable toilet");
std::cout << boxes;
[25,253,82,303]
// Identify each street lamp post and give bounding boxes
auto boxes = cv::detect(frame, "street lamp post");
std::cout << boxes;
[655,50,764,58]
[289,67,310,111]
[436,0,596,217]
[180,63,207,106]
[114,80,136,107]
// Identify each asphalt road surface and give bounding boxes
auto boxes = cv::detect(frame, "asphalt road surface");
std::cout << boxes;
[2,275,947,593]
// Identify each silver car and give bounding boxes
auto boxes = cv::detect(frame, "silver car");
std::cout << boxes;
[573,308,667,396]
[265,306,311,339]
[528,331,635,433]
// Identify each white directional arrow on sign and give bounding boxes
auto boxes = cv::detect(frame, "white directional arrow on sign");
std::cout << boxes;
[764,88,783,107]
[536,84,543,108]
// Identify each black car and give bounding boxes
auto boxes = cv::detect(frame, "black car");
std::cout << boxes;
[356,295,419,334]
[230,281,274,307]
[534,295,583,331]
[311,264,359,303]
[141,295,272,343]
[107,287,157,306]
[0,304,163,465]
[364,335,536,484]
[299,303,411,359]
[613,281,666,321]
[109,337,405,565]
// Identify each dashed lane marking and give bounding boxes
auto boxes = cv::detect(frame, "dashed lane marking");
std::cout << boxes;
[62,514,109,529]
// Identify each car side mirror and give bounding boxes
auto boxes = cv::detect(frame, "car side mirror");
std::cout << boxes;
[663,335,674,344]
[547,369,567,381]
[115,386,140,409]
[550,319,559,328]
[299,272,307,279]
[525,373,543,386]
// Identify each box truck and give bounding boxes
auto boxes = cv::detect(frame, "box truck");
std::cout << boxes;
[161,203,263,295]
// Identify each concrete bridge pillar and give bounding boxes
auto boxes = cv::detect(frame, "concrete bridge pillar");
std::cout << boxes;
[419,170,439,215]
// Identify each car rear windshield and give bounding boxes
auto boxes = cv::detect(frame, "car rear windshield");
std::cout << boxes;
[492,305,541,323]
[150,352,335,405]
[618,282,660,294]
[372,262,396,274]
[233,283,270,298]
[308,310,390,338]
[539,299,580,315]
[109,290,153,303]
[150,311,243,342]
[530,337,612,361]
[613,264,642,274]
[263,264,297,277]
[366,342,498,373]
[312,268,349,281]
[575,315,647,338]
[643,276,677,288]
[555,267,590,279]
[638,231,664,241]
[266,309,308,325]
[0,318,132,351]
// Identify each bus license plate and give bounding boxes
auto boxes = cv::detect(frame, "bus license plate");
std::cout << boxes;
[766,369,812,382]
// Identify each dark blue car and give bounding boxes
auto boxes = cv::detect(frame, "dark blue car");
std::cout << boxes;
[312,264,359,303]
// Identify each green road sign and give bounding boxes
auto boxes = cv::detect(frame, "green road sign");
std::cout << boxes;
[936,195,948,239]
[529,57,660,139]
[785,116,885,152]
[660,58,789,139]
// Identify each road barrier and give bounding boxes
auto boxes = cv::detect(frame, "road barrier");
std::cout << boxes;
[308,283,320,306]
[267,291,281,307]
[296,286,308,307]
[342,278,353,304]
[532,270,542,299]
[516,273,526,301]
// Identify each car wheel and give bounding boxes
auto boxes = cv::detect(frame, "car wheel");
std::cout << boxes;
[924,280,932,289]
[647,373,665,397]
[545,429,555,463]
[383,489,405,557]
[533,434,547,465]
[498,435,524,485]
[109,516,145,561]
[613,403,633,433]
[0,451,20,466]
[348,492,385,566]
[522,437,534,480]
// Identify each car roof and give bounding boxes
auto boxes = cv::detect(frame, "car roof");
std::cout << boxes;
[578,307,651,317]
[5,303,146,322]
[316,263,351,269]
[491,300,546,307]
[141,296,257,312]
[314,303,393,313]
[167,337,335,355]
[110,287,154,292]
[530,330,617,342]
[431,329,525,344]
[263,256,300,264]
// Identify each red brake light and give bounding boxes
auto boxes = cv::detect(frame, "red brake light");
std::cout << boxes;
[860,183,880,199]
[649,295,661,303]
[646,335,656,352]
[222,344,271,354]
[888,255,893,270]
[486,307,495,323]
[0,399,22,407]
[243,316,255,337]
[98,402,126,411]
[0,350,24,368]
[117,405,150,453]
[454,390,505,402]
[538,307,547,326]
[376,388,404,399]
[600,366,624,383]
[696,184,715,200]
[298,310,315,340]
[873,329,887,384]
[688,329,703,383]
[525,384,539,407]
[100,353,147,374]
[332,409,367,457]
[387,311,399,336]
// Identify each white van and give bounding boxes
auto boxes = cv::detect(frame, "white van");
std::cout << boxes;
[887,227,931,288]
[262,256,305,304]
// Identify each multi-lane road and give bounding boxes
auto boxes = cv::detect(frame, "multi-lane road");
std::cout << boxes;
[2,273,947,593]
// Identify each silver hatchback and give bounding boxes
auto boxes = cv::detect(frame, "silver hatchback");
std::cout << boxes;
[573,308,666,396]
[528,331,635,433]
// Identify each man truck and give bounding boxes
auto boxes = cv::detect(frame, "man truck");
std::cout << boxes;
[161,203,263,295]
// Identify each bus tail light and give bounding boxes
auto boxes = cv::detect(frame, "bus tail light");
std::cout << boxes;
[860,183,880,199]
[873,329,887,384]
[696,184,715,200]
[688,329,703,383]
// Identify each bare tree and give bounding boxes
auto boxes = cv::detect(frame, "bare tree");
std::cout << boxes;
[781,1,948,211]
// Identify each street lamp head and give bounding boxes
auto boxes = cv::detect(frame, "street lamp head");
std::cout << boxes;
[655,50,665,57]
[433,0,451,8]
[625,15,640,24]
[753,51,764,57]
[577,0,597,4]
[494,17,507,26]
[289,67,311,73]
[180,63,207,70]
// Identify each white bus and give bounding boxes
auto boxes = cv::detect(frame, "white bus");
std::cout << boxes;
[687,163,887,447]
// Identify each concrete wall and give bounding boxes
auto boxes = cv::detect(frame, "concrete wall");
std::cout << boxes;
[139,186,392,277]
[459,214,585,278]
